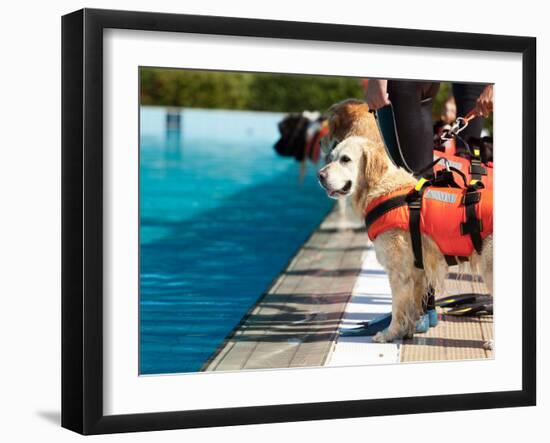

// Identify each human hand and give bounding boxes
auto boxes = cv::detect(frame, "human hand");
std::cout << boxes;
[365,79,390,111]
[474,84,494,117]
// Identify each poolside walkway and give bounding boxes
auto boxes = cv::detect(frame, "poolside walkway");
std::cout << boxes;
[203,207,366,371]
[204,206,493,372]
[400,270,493,362]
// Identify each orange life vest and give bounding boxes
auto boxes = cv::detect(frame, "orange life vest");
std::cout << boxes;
[365,183,493,259]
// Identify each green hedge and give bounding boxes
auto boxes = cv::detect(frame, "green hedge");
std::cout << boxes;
[140,69,491,131]
[140,68,363,113]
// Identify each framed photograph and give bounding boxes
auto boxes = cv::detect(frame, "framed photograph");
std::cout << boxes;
[62,8,536,435]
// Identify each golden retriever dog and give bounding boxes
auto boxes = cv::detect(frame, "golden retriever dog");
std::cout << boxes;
[317,136,493,343]
[322,99,383,221]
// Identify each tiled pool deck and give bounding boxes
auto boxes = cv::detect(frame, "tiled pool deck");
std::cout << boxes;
[203,207,493,371]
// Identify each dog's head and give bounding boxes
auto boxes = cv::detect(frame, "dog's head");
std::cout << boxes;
[317,136,390,200]
[320,99,383,157]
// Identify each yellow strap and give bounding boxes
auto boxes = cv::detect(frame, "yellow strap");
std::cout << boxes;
[415,177,428,191]
[451,307,472,314]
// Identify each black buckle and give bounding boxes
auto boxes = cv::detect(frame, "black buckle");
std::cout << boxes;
[462,192,481,205]
[469,163,487,176]
[408,199,421,210]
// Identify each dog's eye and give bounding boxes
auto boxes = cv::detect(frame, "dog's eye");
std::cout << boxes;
[340,155,351,164]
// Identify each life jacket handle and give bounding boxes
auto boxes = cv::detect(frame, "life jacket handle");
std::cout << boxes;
[415,156,469,189]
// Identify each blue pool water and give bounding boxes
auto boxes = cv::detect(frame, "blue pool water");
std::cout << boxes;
[139,107,333,374]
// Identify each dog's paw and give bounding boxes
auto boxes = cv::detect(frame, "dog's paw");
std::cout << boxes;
[373,331,393,343]
[483,340,494,351]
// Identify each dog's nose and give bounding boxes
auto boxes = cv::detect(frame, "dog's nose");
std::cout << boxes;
[318,169,327,181]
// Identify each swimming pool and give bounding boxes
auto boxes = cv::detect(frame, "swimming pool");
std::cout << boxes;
[140,107,333,374]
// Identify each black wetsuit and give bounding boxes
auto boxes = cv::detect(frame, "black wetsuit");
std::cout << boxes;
[386,80,487,174]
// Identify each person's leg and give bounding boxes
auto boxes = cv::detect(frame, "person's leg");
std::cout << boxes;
[387,81,440,174]
[424,286,438,327]
[452,83,487,153]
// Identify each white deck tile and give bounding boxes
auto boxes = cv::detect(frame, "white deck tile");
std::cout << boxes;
[327,242,401,367]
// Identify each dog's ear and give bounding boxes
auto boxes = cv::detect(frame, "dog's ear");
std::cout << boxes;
[364,144,388,189]
[328,111,341,140]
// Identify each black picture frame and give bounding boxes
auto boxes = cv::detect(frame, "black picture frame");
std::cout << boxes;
[62,8,537,435]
